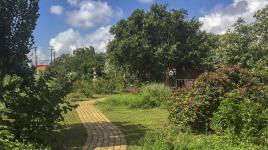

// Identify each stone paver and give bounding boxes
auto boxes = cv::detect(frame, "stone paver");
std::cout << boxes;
[76,101,127,150]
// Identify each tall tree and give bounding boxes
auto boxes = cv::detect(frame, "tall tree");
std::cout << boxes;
[212,5,268,80]
[0,0,39,86]
[108,4,211,82]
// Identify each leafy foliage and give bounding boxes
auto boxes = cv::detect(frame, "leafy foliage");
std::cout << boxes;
[140,83,172,107]
[108,4,212,81]
[0,0,39,84]
[71,79,94,99]
[1,75,74,142]
[211,6,268,81]
[211,90,268,143]
[92,78,124,94]
[168,67,267,135]
[100,83,171,109]
[141,127,268,150]
[48,47,106,81]
[0,125,45,150]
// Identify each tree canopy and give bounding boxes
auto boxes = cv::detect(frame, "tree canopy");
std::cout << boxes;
[212,6,268,80]
[48,46,106,81]
[0,0,39,82]
[107,4,213,82]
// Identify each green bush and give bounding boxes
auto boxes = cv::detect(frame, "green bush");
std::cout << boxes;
[140,83,172,107]
[1,75,74,142]
[211,90,268,143]
[0,125,49,150]
[168,67,267,133]
[92,78,124,94]
[72,79,93,98]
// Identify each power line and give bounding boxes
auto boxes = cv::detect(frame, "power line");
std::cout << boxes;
[53,51,56,61]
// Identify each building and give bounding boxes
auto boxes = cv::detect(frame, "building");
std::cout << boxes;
[36,64,49,75]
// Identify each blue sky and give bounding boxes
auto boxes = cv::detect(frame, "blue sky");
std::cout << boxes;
[33,0,268,64]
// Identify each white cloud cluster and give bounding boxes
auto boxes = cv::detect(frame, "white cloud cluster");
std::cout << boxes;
[138,0,154,4]
[50,5,64,15]
[199,0,268,34]
[49,25,114,55]
[65,0,123,28]
[67,0,79,6]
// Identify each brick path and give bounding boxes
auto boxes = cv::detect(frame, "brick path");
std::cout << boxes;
[76,101,127,150]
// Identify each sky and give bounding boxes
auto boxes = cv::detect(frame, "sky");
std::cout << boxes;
[32,0,268,64]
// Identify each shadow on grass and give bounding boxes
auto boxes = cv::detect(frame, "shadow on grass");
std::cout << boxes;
[111,121,149,147]
[46,121,148,149]
[46,123,87,150]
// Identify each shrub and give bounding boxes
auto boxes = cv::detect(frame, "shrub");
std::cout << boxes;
[211,90,268,143]
[140,83,172,107]
[93,78,124,94]
[168,67,267,133]
[167,88,198,131]
[0,125,49,150]
[72,79,93,98]
[1,75,74,142]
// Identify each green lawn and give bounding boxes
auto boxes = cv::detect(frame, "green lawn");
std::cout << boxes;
[96,100,169,149]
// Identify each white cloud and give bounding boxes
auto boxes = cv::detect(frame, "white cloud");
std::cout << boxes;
[50,5,64,15]
[67,0,79,6]
[138,0,154,4]
[199,0,268,34]
[49,25,114,55]
[66,0,123,28]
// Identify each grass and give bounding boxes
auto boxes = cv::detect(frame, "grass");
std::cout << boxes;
[47,104,87,150]
[96,94,268,150]
[96,96,169,149]
[141,128,268,150]
[67,93,112,102]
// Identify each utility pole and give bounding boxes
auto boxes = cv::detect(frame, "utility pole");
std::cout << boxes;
[50,46,54,63]
[34,46,38,75]
[53,51,56,61]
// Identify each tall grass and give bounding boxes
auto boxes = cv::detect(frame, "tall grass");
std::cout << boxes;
[141,127,268,150]
[140,83,172,107]
[98,83,171,109]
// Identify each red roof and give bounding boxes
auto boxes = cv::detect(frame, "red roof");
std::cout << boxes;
[37,64,48,68]
[36,64,49,68]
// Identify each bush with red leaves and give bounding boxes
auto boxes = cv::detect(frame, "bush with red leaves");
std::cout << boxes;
[167,67,267,134]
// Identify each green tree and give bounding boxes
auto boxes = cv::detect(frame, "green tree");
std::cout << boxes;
[108,4,212,82]
[49,46,106,81]
[0,0,75,147]
[0,0,39,83]
[212,6,268,80]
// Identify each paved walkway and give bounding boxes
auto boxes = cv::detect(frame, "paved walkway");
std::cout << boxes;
[76,100,127,150]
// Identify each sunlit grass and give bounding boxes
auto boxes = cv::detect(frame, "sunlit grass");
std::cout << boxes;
[96,97,169,149]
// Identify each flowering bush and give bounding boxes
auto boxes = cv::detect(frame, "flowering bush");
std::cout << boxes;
[168,67,268,135]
